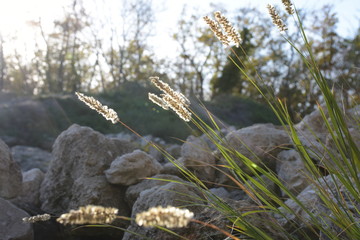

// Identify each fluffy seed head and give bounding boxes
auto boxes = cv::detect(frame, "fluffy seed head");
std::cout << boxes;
[281,0,294,15]
[148,76,191,122]
[75,92,119,124]
[135,206,194,228]
[162,94,192,122]
[149,76,190,107]
[23,214,51,223]
[56,205,118,225]
[203,16,230,46]
[214,11,242,47]
[267,4,288,32]
[148,93,169,110]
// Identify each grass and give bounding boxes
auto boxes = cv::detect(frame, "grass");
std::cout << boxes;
[23,1,359,240]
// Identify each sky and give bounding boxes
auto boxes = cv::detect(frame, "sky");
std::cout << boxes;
[0,0,359,58]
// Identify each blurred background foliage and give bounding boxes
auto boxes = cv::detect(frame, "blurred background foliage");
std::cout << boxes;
[0,0,359,137]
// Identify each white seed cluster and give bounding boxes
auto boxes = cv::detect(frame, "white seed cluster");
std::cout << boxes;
[23,213,51,223]
[267,4,288,32]
[148,93,169,110]
[75,92,119,124]
[56,205,118,225]
[148,76,192,122]
[203,12,242,47]
[135,206,194,228]
[281,0,294,15]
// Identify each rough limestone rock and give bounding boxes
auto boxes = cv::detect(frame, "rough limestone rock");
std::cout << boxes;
[221,124,290,173]
[19,168,44,207]
[40,124,135,215]
[179,135,216,183]
[105,150,163,186]
[276,150,311,196]
[160,161,183,177]
[0,97,71,149]
[125,174,184,206]
[295,108,328,141]
[11,145,51,172]
[122,182,203,240]
[276,174,360,238]
[0,138,22,199]
[0,197,33,240]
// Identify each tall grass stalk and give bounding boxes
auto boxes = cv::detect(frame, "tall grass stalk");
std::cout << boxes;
[194,2,360,240]
[73,2,359,239]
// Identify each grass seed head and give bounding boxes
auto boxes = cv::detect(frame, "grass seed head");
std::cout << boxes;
[267,4,288,32]
[281,0,294,15]
[56,205,118,225]
[23,214,51,223]
[75,92,119,124]
[135,206,194,228]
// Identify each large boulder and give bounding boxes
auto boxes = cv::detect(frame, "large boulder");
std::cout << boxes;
[19,168,44,207]
[219,124,290,174]
[122,182,203,240]
[125,174,184,206]
[0,197,33,240]
[0,138,22,199]
[276,150,312,196]
[105,150,163,186]
[178,135,216,184]
[0,97,70,150]
[276,174,360,238]
[11,146,51,172]
[40,124,135,215]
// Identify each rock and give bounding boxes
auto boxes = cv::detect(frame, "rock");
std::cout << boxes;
[209,187,230,199]
[179,135,216,183]
[165,144,182,160]
[40,124,135,215]
[276,174,360,238]
[19,168,44,207]
[125,174,184,207]
[296,108,328,141]
[219,124,290,174]
[0,97,71,150]
[0,138,22,199]
[276,150,311,196]
[0,197,33,240]
[160,161,183,177]
[122,182,203,240]
[105,150,163,186]
[11,145,51,172]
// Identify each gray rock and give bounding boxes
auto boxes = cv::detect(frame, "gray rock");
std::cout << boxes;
[0,138,22,199]
[105,150,163,186]
[160,161,183,177]
[179,135,216,183]
[165,144,182,160]
[209,187,230,199]
[276,150,311,196]
[19,168,44,207]
[276,174,360,237]
[0,197,33,240]
[40,124,135,215]
[122,182,203,240]
[0,97,71,150]
[11,145,51,172]
[125,174,184,207]
[218,124,290,175]
[296,108,328,141]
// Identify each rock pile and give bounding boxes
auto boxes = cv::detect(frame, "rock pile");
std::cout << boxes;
[0,105,358,240]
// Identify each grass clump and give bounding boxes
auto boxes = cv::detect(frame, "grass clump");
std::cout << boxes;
[23,1,359,239]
